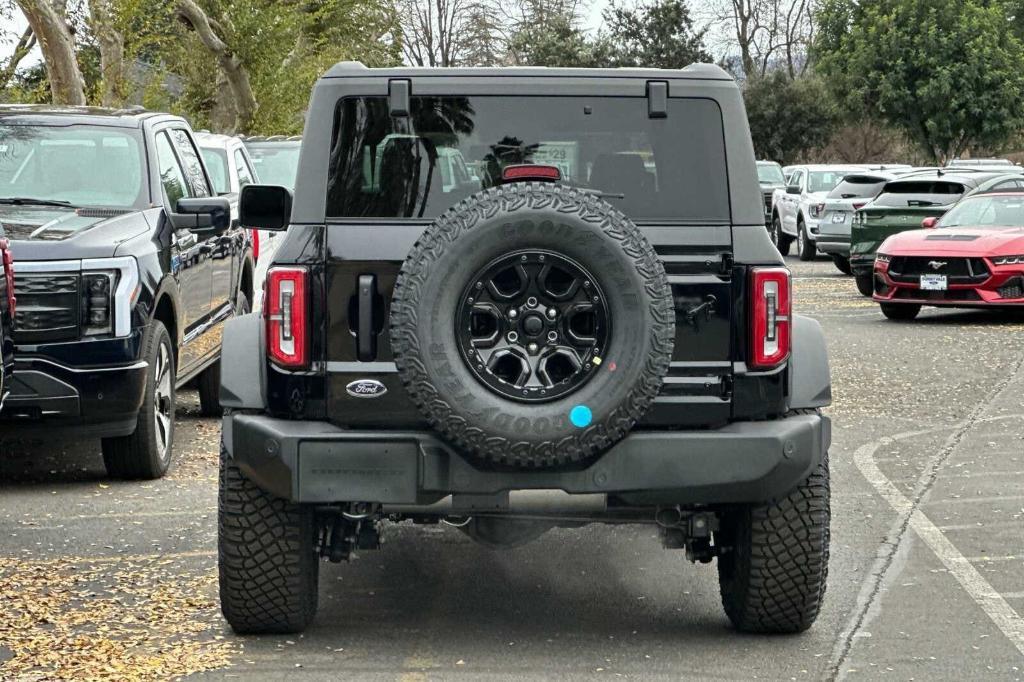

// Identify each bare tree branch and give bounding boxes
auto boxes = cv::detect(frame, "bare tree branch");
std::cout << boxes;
[0,25,36,89]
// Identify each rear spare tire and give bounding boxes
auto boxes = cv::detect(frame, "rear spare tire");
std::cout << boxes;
[391,183,674,469]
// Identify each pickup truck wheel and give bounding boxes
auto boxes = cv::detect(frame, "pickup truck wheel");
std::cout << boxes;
[717,440,830,633]
[831,254,852,275]
[218,444,319,634]
[772,216,791,255]
[797,221,815,261]
[391,182,674,469]
[102,320,175,479]
[197,293,250,417]
[880,303,921,320]
[855,272,874,297]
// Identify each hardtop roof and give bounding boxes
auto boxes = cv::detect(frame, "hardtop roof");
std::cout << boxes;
[322,61,733,82]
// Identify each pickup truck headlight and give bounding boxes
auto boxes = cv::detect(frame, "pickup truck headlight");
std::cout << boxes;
[993,255,1024,265]
[82,271,116,336]
[81,257,139,338]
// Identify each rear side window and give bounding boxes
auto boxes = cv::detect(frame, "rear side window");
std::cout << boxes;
[873,181,966,207]
[827,176,888,199]
[201,147,229,194]
[326,96,730,222]
[234,149,255,188]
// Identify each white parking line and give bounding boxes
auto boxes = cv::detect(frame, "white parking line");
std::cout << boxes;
[852,421,1024,659]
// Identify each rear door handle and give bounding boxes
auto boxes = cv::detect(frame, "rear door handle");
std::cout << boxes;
[357,274,377,361]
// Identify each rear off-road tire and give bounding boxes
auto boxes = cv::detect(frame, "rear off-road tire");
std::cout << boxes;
[717,428,830,634]
[218,444,319,634]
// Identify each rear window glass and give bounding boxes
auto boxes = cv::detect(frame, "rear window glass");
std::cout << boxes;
[757,163,784,184]
[807,170,854,193]
[326,96,729,222]
[827,176,888,199]
[873,181,966,207]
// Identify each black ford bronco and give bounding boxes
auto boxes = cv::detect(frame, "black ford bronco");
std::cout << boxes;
[0,106,254,478]
[219,63,833,635]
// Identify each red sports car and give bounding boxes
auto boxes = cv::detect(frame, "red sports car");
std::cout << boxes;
[872,191,1024,320]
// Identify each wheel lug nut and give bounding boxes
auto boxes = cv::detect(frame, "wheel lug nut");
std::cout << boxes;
[508,309,518,319]
[547,331,557,342]
[508,331,518,342]
[527,296,538,307]
[546,307,557,319]
[528,342,538,353]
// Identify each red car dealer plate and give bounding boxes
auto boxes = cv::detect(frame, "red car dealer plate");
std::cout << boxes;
[920,274,948,290]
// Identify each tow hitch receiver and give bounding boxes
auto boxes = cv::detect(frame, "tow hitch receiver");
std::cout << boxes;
[656,508,720,563]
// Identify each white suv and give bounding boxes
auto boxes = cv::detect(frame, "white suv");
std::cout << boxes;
[771,165,862,260]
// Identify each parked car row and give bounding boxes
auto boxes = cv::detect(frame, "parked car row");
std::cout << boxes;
[0,105,301,478]
[760,156,1024,320]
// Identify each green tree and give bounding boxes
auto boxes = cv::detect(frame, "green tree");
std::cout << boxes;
[507,11,605,66]
[743,70,838,164]
[815,0,1024,163]
[601,0,711,68]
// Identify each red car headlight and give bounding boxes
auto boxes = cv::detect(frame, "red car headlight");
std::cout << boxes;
[993,255,1024,266]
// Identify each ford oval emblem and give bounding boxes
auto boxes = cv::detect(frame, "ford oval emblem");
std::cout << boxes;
[346,379,387,398]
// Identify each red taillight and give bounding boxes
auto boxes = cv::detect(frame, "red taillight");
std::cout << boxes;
[502,164,561,182]
[265,266,308,368]
[0,238,14,317]
[852,202,867,210]
[251,229,260,262]
[749,267,791,370]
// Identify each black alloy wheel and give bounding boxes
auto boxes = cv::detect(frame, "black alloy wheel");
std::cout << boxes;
[456,250,609,403]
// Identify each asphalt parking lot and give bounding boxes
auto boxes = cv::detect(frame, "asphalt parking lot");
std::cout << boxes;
[2,254,1024,681]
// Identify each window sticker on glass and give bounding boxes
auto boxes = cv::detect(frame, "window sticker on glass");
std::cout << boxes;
[533,142,578,180]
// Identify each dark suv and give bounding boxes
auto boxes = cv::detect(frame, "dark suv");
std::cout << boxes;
[219,63,833,635]
[0,106,254,478]
[0,222,13,409]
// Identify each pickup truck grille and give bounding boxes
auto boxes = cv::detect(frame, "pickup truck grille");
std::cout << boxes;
[14,273,81,343]
[887,256,989,285]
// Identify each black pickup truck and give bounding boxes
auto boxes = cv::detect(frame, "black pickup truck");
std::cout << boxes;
[0,106,254,478]
[220,63,833,635]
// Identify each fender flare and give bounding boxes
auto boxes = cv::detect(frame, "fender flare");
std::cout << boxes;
[219,312,266,410]
[789,314,831,409]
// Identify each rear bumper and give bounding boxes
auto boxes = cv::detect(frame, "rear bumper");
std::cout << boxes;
[223,411,831,507]
[0,355,147,438]
[816,235,849,256]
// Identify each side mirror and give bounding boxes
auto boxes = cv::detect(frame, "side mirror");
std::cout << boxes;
[168,196,231,235]
[786,185,801,195]
[921,216,938,229]
[240,185,292,232]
